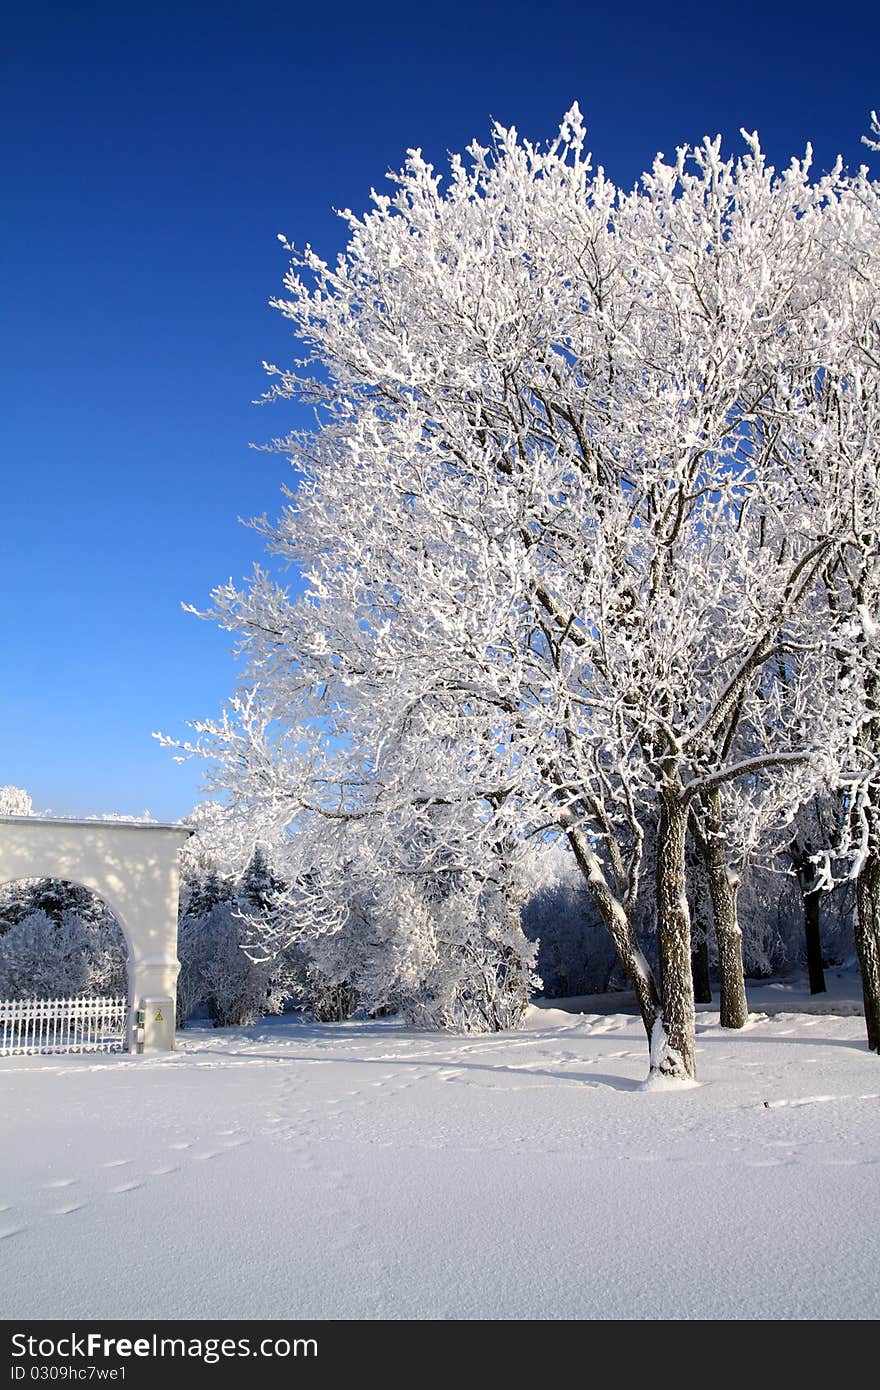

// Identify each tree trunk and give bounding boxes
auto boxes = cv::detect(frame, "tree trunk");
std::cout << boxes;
[654,794,696,1080]
[789,837,826,994]
[566,826,660,1042]
[788,842,826,995]
[708,868,748,1028]
[855,853,880,1054]
[803,884,826,995]
[701,789,749,1029]
[687,841,712,1004]
[691,935,712,1004]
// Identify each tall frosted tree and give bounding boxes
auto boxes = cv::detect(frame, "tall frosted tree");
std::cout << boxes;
[167,109,879,1078]
[817,135,880,1051]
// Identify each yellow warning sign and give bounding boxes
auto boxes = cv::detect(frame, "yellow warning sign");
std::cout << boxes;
[155,1010,164,1022]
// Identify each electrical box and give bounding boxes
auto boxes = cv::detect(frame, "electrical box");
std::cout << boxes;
[141,997,174,1052]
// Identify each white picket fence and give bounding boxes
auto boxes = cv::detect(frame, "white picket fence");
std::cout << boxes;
[0,995,128,1056]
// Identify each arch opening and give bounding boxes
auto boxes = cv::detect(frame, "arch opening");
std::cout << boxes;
[0,877,129,1002]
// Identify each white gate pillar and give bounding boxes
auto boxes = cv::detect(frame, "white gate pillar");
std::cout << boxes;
[0,816,192,1052]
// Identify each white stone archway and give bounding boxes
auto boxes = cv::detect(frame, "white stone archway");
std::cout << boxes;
[0,816,192,1051]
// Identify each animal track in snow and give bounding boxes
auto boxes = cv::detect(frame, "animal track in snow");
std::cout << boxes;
[765,1094,839,1109]
[745,1156,795,1167]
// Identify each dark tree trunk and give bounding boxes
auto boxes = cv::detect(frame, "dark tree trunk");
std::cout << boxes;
[708,866,749,1028]
[790,839,826,995]
[855,853,880,1054]
[695,790,748,1028]
[687,830,712,1004]
[566,826,660,1043]
[654,793,696,1080]
[691,935,712,1005]
[803,885,826,996]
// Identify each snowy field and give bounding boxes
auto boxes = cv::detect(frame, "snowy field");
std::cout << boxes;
[2,973,879,1321]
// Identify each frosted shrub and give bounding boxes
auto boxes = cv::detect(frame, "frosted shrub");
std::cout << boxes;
[301,968,358,1023]
[393,877,539,1034]
[402,923,537,1033]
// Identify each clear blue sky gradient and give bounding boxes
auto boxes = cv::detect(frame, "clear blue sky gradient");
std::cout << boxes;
[2,0,877,820]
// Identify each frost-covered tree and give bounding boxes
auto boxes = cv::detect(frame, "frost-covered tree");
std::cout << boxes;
[783,143,880,1049]
[177,892,277,1029]
[238,844,284,916]
[0,906,126,999]
[176,833,298,1028]
[164,109,880,1078]
[193,901,294,1027]
[0,785,33,817]
[176,829,234,1026]
[236,798,540,1032]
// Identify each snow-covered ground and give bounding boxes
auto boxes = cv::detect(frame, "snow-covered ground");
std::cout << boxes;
[2,972,878,1320]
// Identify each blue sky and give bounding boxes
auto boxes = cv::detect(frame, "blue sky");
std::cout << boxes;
[2,0,877,821]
